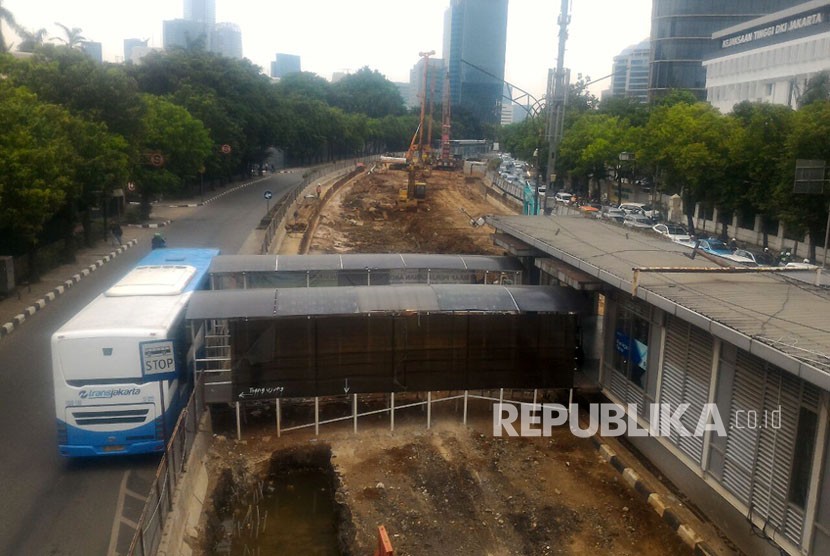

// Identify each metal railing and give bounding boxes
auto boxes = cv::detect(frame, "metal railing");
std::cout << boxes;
[127,375,206,556]
[260,159,378,254]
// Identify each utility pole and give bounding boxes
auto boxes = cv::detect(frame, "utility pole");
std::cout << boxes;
[545,0,571,195]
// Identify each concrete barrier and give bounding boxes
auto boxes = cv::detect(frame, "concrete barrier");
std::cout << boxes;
[156,412,213,556]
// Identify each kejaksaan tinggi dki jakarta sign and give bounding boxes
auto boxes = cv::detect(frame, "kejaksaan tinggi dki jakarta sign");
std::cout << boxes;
[721,10,825,49]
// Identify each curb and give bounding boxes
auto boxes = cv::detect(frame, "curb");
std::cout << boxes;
[167,177,272,208]
[0,239,138,340]
[588,435,718,556]
[129,220,172,229]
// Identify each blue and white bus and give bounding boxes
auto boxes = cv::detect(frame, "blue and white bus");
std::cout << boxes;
[51,248,219,457]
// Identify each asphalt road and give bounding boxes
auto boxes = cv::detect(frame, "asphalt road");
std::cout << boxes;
[0,171,302,556]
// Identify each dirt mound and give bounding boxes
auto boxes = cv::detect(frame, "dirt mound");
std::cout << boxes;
[308,169,514,255]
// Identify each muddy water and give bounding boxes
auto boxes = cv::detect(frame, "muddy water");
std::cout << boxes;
[231,469,341,555]
[215,444,348,556]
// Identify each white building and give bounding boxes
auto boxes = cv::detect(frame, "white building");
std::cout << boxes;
[610,39,650,102]
[705,0,830,112]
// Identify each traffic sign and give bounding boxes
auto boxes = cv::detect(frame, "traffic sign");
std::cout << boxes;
[264,190,273,200]
[221,144,232,154]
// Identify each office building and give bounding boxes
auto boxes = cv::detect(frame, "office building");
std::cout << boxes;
[213,22,242,59]
[124,38,148,63]
[271,53,302,78]
[163,19,209,51]
[609,39,650,102]
[705,1,830,112]
[650,0,804,100]
[409,56,445,110]
[81,41,102,63]
[443,0,509,126]
[185,0,216,26]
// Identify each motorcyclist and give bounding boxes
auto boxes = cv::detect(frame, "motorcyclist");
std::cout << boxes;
[151,233,167,249]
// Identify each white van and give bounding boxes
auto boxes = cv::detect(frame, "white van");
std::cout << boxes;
[554,192,573,204]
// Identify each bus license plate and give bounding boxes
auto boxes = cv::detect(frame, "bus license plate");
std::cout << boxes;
[103,445,125,452]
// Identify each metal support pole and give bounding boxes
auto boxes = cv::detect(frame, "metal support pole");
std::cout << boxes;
[276,398,281,438]
[463,390,468,425]
[427,391,432,429]
[353,393,358,434]
[315,396,320,436]
[823,201,830,269]
[390,392,395,432]
[235,401,241,441]
[533,388,538,407]
[568,388,574,418]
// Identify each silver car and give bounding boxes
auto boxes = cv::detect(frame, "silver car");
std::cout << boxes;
[623,213,655,229]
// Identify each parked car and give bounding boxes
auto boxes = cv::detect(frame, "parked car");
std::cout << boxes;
[694,238,733,256]
[652,223,691,243]
[693,238,756,265]
[554,191,573,205]
[619,202,662,220]
[732,248,777,266]
[618,202,646,215]
[623,213,655,229]
[601,207,626,223]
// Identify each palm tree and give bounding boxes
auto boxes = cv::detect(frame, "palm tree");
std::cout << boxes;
[17,27,48,53]
[0,1,24,53]
[54,22,87,49]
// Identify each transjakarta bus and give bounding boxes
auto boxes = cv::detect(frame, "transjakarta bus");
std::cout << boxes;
[51,248,219,457]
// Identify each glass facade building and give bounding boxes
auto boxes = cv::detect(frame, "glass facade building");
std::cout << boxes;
[443,0,509,126]
[650,0,805,100]
[271,54,302,79]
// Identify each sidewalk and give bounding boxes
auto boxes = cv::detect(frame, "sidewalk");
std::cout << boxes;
[0,204,185,340]
[0,173,282,340]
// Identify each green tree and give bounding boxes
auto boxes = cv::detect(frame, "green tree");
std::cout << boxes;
[640,102,733,235]
[6,44,146,139]
[727,101,794,246]
[0,83,77,275]
[330,66,405,118]
[559,113,633,200]
[16,27,48,53]
[779,100,830,261]
[54,23,87,49]
[64,118,131,250]
[797,71,830,108]
[133,94,212,218]
[275,71,331,102]
[129,50,282,174]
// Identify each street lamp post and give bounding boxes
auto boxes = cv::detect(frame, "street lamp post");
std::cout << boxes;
[618,152,635,205]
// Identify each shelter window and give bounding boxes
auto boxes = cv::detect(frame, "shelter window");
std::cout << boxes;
[788,407,818,509]
[612,300,649,389]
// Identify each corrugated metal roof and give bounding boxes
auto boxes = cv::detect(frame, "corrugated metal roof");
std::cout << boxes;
[487,214,830,384]
[208,254,523,274]
[186,284,583,320]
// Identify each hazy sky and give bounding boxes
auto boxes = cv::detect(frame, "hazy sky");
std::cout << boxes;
[2,0,652,99]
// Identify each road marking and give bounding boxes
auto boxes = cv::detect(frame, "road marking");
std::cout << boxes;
[107,471,131,556]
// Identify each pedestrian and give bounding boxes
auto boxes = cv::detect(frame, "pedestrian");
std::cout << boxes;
[110,221,123,246]
[316,184,322,197]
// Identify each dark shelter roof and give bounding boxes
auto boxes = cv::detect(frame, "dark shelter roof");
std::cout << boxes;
[186,284,586,320]
[207,254,524,274]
